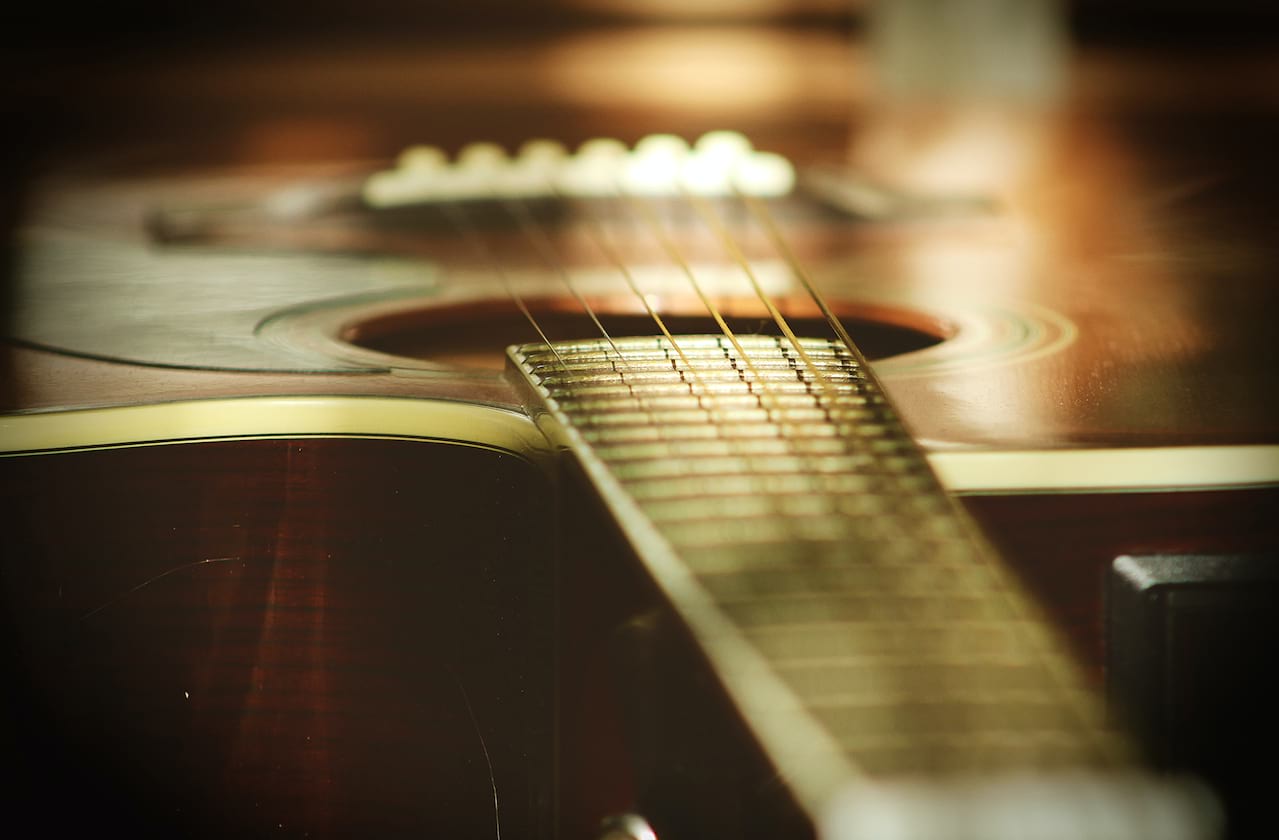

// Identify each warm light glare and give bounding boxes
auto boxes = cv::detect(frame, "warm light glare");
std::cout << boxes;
[568,0,855,18]
[544,29,801,112]
[854,111,1052,194]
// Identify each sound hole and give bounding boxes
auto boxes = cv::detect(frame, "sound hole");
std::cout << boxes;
[341,297,950,370]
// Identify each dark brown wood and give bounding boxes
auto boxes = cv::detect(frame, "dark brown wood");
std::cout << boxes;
[2,439,555,837]
[552,455,815,840]
[960,488,1279,687]
[7,99,1278,447]
[4,17,1279,838]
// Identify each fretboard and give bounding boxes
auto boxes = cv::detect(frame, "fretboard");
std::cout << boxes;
[507,334,1216,837]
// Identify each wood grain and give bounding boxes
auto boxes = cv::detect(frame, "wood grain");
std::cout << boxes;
[2,439,555,837]
[3,20,1278,838]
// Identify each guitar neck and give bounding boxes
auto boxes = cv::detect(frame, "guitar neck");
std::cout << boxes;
[508,334,1214,838]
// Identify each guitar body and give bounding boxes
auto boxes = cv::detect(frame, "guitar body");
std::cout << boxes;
[3,26,1278,838]
[3,436,558,836]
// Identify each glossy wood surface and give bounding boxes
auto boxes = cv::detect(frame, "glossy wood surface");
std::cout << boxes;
[964,486,1279,685]
[3,14,1279,838]
[2,439,555,836]
[6,41,1278,449]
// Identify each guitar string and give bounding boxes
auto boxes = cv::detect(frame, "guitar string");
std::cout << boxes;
[494,189,693,449]
[448,146,1119,770]
[480,169,856,750]
[508,169,800,519]
[618,176,859,437]
[621,192,786,414]
[541,145,1116,766]
[644,164,1121,768]
[724,170,1125,765]
[573,203,700,376]
[724,188,1012,555]
[648,173,950,769]
[436,201,570,373]
[535,175,879,801]
[616,186,918,554]
[404,147,859,782]
[499,196,630,368]
[467,167,810,560]
[544,187,731,416]
[681,189,848,411]
[676,187,1004,563]
[736,191,861,358]
[607,177,951,784]
[614,161,1109,779]
[442,145,815,459]
[668,188,909,534]
[445,189,774,533]
[583,166,886,793]
[649,177,1015,560]
[475,155,814,550]
[610,188,837,541]
[607,145,1113,770]
[613,189,944,796]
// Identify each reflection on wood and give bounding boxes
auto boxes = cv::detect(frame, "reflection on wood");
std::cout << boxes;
[3,15,1277,839]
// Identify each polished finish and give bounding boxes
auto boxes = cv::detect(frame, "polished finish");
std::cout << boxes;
[8,111,1278,450]
[3,16,1278,839]
[2,438,555,837]
[511,334,1140,827]
[963,487,1279,685]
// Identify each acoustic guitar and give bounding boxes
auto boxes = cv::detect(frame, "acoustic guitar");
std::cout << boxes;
[2,127,1275,839]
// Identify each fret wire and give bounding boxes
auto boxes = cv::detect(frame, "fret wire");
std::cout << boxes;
[617,189,864,535]
[492,160,859,625]
[511,337,867,803]
[554,167,831,538]
[726,183,1127,763]
[484,172,832,615]
[555,167,925,772]
[680,187,853,428]
[529,164,763,453]
[621,191,780,404]
[562,193,727,423]
[488,168,761,513]
[736,189,863,370]
[519,334,987,726]
[491,187,718,504]
[508,332,1160,819]
[657,186,933,552]
[504,138,1145,809]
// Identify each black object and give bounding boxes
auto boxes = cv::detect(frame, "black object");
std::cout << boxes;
[1108,553,1279,840]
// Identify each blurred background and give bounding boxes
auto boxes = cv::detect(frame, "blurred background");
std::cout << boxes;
[1,5,1276,837]
[2,0,1276,178]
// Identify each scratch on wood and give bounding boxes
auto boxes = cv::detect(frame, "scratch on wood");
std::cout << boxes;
[451,667,501,840]
[79,556,240,622]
